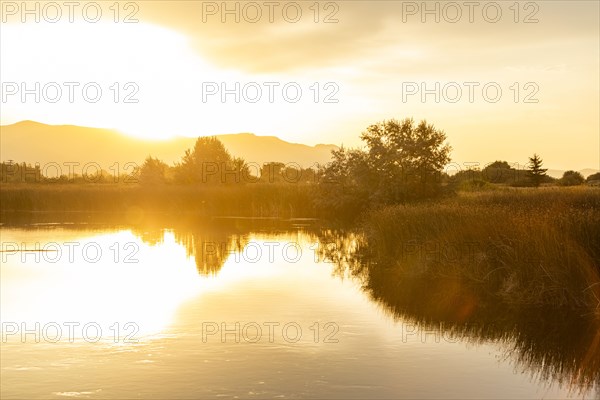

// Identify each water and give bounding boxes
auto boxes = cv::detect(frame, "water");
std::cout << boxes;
[1,219,598,399]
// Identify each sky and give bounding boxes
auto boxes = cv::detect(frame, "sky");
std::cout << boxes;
[0,0,599,170]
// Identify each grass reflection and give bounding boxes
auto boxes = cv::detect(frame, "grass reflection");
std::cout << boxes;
[316,228,600,395]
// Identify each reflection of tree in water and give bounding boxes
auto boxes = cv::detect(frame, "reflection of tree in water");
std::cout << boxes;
[139,220,249,276]
[131,227,166,246]
[132,217,302,276]
[316,229,600,396]
[174,228,247,276]
[316,229,369,281]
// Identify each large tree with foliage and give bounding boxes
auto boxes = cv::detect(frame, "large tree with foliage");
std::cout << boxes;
[318,118,452,215]
[560,170,585,186]
[527,153,548,187]
[482,161,519,184]
[139,156,169,185]
[175,137,246,184]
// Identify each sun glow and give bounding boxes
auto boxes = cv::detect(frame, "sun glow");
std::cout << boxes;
[1,21,217,139]
[0,20,353,143]
[0,228,341,343]
[0,229,204,337]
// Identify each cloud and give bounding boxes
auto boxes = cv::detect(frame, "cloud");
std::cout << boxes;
[134,1,599,73]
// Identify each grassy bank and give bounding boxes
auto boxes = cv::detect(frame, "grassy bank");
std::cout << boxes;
[0,183,318,218]
[357,187,600,311]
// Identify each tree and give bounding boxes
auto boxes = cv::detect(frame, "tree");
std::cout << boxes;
[317,146,373,216]
[317,118,452,214]
[363,118,451,200]
[559,170,585,186]
[487,161,512,169]
[527,154,547,187]
[0,162,42,183]
[260,162,286,183]
[175,137,234,184]
[586,172,600,183]
[482,161,518,184]
[230,157,250,184]
[139,156,169,185]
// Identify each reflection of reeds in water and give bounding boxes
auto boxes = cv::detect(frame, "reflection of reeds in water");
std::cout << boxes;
[316,188,600,394]
[363,274,600,395]
[322,236,600,394]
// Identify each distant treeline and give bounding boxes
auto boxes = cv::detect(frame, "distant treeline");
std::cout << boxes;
[2,118,599,218]
[452,160,599,188]
[3,158,598,187]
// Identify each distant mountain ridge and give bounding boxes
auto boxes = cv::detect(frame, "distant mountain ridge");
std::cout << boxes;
[2,121,597,178]
[0,121,338,169]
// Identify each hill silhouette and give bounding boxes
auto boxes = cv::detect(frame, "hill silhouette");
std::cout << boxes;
[0,121,337,169]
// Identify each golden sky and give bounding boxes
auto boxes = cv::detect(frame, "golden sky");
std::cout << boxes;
[1,0,598,170]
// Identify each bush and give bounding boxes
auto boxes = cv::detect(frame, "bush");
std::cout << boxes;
[560,170,585,186]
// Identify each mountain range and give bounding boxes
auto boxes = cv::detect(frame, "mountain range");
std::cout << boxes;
[1,121,597,178]
[0,121,338,170]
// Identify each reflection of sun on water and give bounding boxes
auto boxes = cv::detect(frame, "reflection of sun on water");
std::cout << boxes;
[1,229,326,341]
[1,230,205,338]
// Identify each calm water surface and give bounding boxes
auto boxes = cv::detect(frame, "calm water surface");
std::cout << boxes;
[1,220,598,399]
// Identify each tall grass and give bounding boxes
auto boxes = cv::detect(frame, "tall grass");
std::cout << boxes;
[360,187,600,311]
[0,183,318,218]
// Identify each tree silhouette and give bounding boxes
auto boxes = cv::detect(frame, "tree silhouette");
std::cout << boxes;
[586,172,600,183]
[260,162,285,183]
[560,170,585,186]
[139,156,169,185]
[482,161,518,184]
[527,154,547,187]
[174,137,244,184]
[318,118,452,214]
